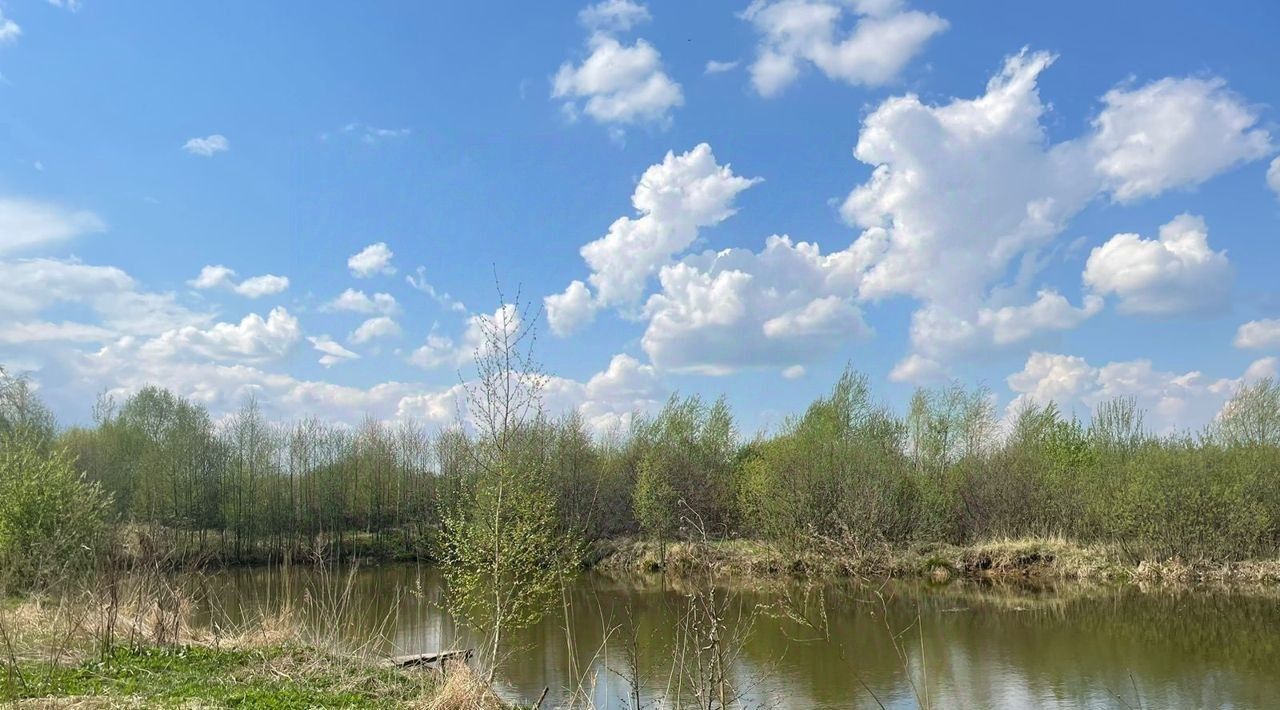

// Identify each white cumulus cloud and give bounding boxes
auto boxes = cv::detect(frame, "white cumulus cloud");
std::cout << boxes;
[553,2,682,128]
[839,49,1269,381]
[349,316,402,344]
[546,280,599,336]
[234,274,289,298]
[742,0,947,97]
[0,258,209,336]
[1235,319,1280,350]
[189,265,289,298]
[546,143,761,335]
[1084,214,1232,316]
[1006,350,1276,434]
[347,242,396,278]
[130,307,301,364]
[576,353,666,432]
[978,291,1104,346]
[578,0,650,32]
[641,235,871,374]
[1089,78,1273,202]
[322,288,398,315]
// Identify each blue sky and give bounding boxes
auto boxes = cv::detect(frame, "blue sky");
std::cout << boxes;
[2,0,1279,434]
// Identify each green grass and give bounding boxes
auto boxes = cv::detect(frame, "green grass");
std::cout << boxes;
[4,645,438,708]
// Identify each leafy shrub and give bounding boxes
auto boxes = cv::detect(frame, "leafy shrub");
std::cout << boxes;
[0,440,111,590]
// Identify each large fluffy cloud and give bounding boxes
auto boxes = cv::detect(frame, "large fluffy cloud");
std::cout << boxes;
[1006,351,1277,434]
[128,307,301,364]
[641,235,871,374]
[978,291,1105,346]
[742,0,947,97]
[544,50,1269,383]
[546,144,760,334]
[576,353,665,431]
[552,1,682,128]
[1089,78,1273,202]
[1084,214,1233,316]
[840,49,1269,380]
[0,258,210,336]
[844,51,1092,304]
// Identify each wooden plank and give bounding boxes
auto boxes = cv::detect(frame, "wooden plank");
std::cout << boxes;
[391,648,473,668]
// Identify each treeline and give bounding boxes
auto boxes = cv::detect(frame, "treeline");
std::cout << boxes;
[5,367,1280,570]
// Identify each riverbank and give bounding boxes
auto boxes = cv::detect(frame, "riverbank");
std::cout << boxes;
[3,645,501,709]
[586,536,1280,586]
[108,528,1280,588]
[0,594,507,709]
[101,525,433,569]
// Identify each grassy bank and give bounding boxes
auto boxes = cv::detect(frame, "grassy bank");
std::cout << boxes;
[0,575,508,709]
[1,617,507,710]
[4,644,488,709]
[587,536,1280,586]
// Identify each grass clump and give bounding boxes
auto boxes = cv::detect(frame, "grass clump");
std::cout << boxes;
[6,644,447,708]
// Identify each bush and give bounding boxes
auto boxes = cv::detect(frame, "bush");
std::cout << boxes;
[741,370,912,548]
[632,395,740,541]
[0,439,111,590]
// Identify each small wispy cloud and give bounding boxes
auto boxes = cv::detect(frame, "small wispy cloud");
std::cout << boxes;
[407,266,467,313]
[324,122,412,145]
[308,335,360,367]
[0,11,22,44]
[183,134,230,157]
[704,59,740,74]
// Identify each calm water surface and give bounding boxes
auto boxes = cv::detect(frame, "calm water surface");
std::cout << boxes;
[196,564,1280,709]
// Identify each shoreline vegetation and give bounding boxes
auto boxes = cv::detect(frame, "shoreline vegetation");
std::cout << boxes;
[5,295,1280,707]
[587,537,1280,587]
[88,526,1280,588]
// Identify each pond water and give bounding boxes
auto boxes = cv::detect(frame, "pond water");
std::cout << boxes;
[196,564,1280,708]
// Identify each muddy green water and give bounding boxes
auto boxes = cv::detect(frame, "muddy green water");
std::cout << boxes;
[197,564,1280,708]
